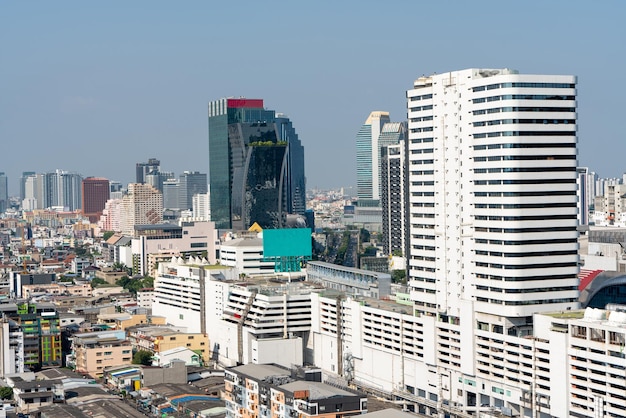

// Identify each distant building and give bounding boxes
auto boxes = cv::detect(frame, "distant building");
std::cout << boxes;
[0,172,8,213]
[135,158,161,184]
[179,171,207,211]
[81,177,110,223]
[120,183,163,236]
[356,111,391,201]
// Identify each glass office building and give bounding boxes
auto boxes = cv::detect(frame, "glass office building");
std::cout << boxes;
[208,98,305,230]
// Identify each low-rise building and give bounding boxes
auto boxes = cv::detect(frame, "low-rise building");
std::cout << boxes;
[69,330,132,377]
[224,363,367,418]
[22,282,92,298]
[306,261,391,299]
[219,235,276,276]
[127,325,209,364]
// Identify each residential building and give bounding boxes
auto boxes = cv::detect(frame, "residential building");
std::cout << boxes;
[69,330,132,377]
[97,198,122,232]
[0,302,62,373]
[20,171,36,201]
[151,346,203,367]
[592,183,626,226]
[136,288,154,309]
[192,192,210,220]
[224,363,367,418]
[126,325,210,364]
[11,377,63,413]
[81,177,110,223]
[42,169,83,211]
[301,68,581,416]
[152,256,236,334]
[119,183,163,236]
[208,98,306,230]
[407,68,579,318]
[381,139,408,257]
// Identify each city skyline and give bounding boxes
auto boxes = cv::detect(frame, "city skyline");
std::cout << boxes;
[2,2,625,195]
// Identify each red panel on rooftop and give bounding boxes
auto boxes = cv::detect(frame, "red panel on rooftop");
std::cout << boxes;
[227,99,264,108]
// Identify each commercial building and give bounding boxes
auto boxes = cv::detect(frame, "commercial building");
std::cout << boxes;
[208,98,306,230]
[136,158,161,184]
[81,177,110,223]
[130,219,218,275]
[218,235,276,276]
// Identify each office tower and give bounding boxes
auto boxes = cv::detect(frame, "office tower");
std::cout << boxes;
[356,111,391,201]
[81,177,110,223]
[407,68,579,321]
[135,158,161,184]
[20,171,36,201]
[120,183,163,236]
[162,178,181,210]
[0,172,7,213]
[208,98,306,230]
[275,114,306,215]
[381,138,408,257]
[179,171,208,211]
[146,170,173,193]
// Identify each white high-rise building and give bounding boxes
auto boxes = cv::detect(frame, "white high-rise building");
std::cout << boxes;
[407,68,580,321]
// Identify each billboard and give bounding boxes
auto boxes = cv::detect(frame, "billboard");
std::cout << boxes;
[263,228,312,258]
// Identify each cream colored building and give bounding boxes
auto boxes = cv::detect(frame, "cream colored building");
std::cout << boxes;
[22,282,92,298]
[69,330,132,378]
[96,313,165,331]
[127,325,210,364]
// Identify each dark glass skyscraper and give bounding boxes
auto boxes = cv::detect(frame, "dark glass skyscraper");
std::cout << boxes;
[208,98,306,230]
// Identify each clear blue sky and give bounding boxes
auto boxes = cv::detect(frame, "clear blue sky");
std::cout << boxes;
[2,1,624,195]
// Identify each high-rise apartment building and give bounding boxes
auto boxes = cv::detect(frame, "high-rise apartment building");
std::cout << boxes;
[82,177,110,223]
[407,68,579,321]
[0,172,7,213]
[22,170,83,211]
[208,98,306,230]
[19,171,36,201]
[381,139,408,257]
[120,183,163,236]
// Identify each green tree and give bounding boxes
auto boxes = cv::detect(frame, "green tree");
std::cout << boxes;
[391,270,407,285]
[0,386,13,400]
[132,350,153,366]
[102,231,115,240]
[90,278,108,288]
